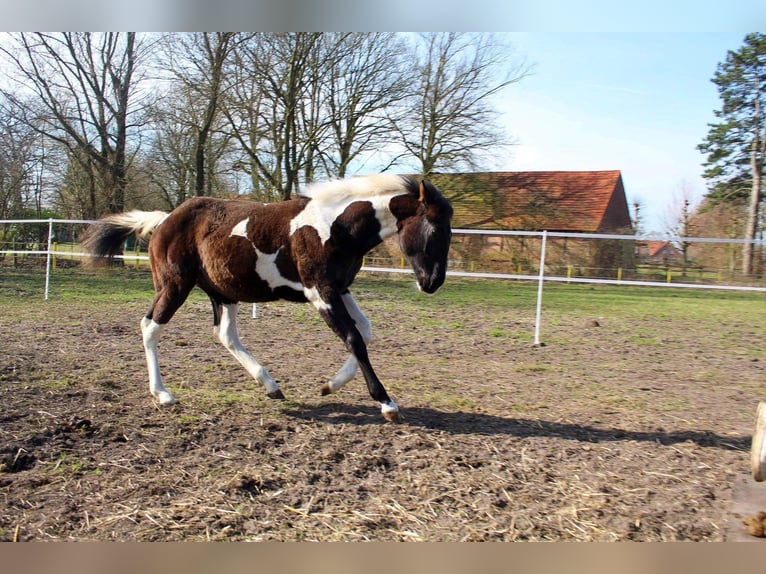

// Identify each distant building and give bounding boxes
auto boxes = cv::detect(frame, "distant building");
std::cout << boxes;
[636,240,684,263]
[428,170,633,233]
[406,170,637,275]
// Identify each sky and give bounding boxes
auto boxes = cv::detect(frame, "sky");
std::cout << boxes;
[492,32,748,234]
[0,2,759,236]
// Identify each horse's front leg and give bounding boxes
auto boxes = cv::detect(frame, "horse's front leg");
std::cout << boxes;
[321,291,370,397]
[307,288,400,422]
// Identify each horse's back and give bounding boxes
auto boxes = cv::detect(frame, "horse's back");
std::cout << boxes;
[148,196,308,304]
[152,196,303,246]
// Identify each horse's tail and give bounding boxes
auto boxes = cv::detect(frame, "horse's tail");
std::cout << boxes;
[81,210,168,263]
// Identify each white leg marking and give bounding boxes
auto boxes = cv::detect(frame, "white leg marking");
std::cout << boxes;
[140,317,176,405]
[304,286,332,312]
[324,292,370,394]
[325,355,358,394]
[216,303,280,396]
[381,400,399,416]
[344,292,372,341]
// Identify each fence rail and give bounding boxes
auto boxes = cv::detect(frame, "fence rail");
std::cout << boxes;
[2,219,765,343]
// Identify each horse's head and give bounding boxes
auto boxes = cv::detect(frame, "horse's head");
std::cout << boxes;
[398,180,453,294]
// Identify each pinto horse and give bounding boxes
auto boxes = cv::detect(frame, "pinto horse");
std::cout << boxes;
[82,174,453,421]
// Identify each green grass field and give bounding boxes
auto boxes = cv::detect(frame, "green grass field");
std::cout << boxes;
[2,265,764,318]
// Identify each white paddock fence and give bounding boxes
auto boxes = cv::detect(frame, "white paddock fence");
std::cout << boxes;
[1,218,765,345]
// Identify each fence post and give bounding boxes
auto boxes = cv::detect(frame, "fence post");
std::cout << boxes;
[44,218,54,301]
[534,230,547,346]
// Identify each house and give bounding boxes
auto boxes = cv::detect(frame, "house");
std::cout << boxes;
[428,170,634,233]
[636,240,684,263]
[410,170,637,274]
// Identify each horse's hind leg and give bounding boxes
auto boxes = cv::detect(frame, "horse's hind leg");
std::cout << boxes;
[214,302,284,399]
[321,292,371,396]
[141,317,176,405]
[141,281,194,405]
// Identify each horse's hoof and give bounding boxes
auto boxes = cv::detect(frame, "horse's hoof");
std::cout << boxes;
[382,410,402,423]
[267,389,285,400]
[155,391,177,406]
[320,383,331,396]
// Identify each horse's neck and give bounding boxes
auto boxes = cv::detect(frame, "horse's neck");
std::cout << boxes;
[363,192,421,246]
[345,195,402,254]
[290,190,418,254]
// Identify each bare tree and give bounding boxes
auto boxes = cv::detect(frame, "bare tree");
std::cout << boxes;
[143,92,197,208]
[0,104,42,220]
[665,180,700,276]
[396,33,529,176]
[0,32,529,215]
[221,33,324,200]
[319,33,408,177]
[261,32,322,199]
[222,35,283,201]
[630,199,645,235]
[0,33,149,216]
[159,32,241,197]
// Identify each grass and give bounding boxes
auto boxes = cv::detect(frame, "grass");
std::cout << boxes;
[422,392,477,411]
[0,266,156,303]
[2,264,764,331]
[354,272,765,320]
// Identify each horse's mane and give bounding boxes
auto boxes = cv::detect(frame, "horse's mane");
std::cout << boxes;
[299,174,415,205]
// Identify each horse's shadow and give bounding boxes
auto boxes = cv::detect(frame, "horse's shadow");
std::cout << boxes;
[282,402,751,451]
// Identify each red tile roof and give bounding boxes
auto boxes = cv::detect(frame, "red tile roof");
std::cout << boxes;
[645,241,670,257]
[637,241,682,259]
[429,170,633,233]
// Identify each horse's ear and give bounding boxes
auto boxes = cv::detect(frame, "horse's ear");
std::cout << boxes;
[418,181,428,204]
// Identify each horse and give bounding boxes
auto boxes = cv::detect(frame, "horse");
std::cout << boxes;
[81,174,453,422]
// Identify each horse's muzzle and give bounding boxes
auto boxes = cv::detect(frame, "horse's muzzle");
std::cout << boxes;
[416,268,446,294]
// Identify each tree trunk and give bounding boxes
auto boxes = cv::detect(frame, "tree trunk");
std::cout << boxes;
[195,137,207,197]
[743,93,763,276]
[110,32,135,212]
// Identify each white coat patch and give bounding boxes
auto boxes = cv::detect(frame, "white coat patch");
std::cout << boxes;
[289,194,400,244]
[230,217,249,238]
[254,247,303,292]
[253,247,331,310]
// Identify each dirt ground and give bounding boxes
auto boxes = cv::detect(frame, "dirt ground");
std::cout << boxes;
[1,274,764,541]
